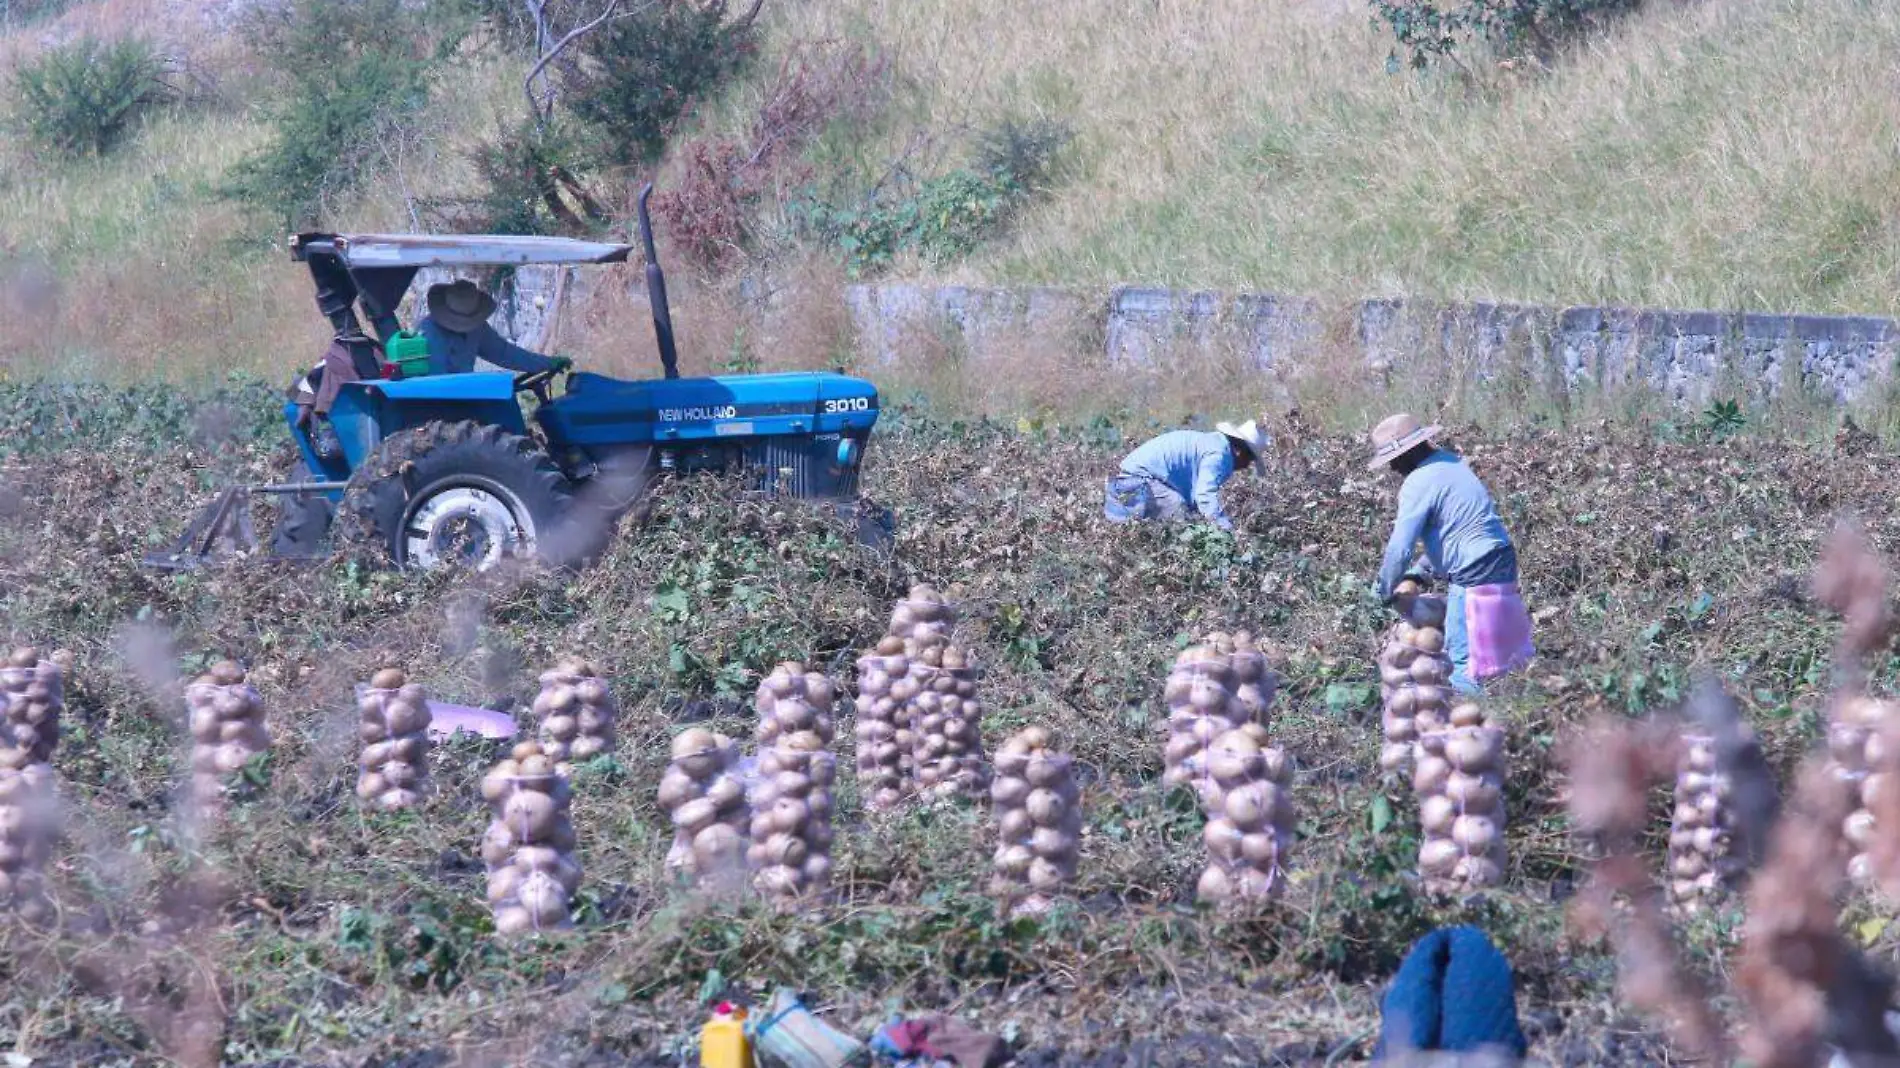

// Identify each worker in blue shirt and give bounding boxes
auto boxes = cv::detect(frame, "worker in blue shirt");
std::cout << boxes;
[1369,414,1534,692]
[1104,419,1269,531]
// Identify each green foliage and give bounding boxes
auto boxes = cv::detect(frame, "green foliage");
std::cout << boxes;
[798,118,1072,276]
[0,376,282,457]
[0,0,71,27]
[1371,0,1644,71]
[1702,398,1746,438]
[230,0,462,228]
[9,36,176,157]
[440,117,608,236]
[561,0,758,167]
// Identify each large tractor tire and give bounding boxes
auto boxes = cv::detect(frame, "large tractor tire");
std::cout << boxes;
[334,421,581,572]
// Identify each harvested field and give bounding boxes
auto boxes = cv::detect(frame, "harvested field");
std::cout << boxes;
[0,383,1893,1063]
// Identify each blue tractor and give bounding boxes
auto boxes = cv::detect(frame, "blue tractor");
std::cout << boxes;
[148,187,882,572]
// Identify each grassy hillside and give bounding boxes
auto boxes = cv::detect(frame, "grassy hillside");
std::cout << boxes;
[745,0,1900,311]
[3,0,1898,414]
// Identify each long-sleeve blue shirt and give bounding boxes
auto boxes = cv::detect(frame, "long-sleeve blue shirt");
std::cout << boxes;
[418,317,555,376]
[1119,430,1237,530]
[1376,449,1517,600]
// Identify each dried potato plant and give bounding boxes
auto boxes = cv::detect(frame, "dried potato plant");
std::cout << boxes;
[1561,521,1900,1067]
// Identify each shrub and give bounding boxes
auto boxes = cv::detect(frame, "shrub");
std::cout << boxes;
[652,41,888,271]
[560,0,760,166]
[1371,0,1644,71]
[229,0,467,228]
[431,118,609,236]
[0,0,71,28]
[9,36,176,157]
[797,116,1072,277]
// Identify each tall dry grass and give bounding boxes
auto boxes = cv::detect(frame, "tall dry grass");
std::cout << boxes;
[740,0,1900,316]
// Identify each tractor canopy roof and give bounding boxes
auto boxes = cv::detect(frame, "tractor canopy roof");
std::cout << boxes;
[291,233,638,344]
[290,233,636,269]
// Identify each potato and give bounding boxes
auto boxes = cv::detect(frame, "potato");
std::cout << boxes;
[1451,815,1499,852]
[1027,857,1067,892]
[1419,837,1461,875]
[1025,788,1067,826]
[1413,756,1451,795]
[1420,794,1457,836]
[1240,832,1280,866]
[1452,854,1502,887]
[370,668,406,691]
[502,790,558,839]
[1203,818,1244,861]
[1196,865,1233,902]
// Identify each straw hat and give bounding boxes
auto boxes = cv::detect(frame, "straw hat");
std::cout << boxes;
[1216,419,1270,466]
[1367,413,1441,470]
[427,279,497,333]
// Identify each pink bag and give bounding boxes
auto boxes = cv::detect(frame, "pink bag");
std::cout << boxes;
[1464,583,1535,680]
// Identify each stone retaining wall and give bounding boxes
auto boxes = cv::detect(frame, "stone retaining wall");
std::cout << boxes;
[409,269,1899,405]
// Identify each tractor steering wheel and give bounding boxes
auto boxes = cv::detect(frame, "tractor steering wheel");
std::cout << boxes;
[513,365,566,403]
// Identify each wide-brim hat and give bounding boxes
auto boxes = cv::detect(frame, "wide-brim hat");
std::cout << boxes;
[427,279,497,333]
[1216,419,1271,468]
[1368,413,1441,470]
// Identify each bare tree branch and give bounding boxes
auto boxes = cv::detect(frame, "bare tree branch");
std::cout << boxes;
[523,0,628,127]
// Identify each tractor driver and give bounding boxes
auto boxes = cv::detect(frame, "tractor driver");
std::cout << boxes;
[417,279,571,378]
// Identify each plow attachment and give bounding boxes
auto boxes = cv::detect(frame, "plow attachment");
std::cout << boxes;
[144,481,345,572]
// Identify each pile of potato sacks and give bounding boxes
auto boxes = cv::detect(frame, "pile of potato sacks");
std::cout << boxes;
[1161,646,1254,805]
[1,647,62,764]
[356,668,432,809]
[989,727,1081,917]
[0,746,57,923]
[480,741,582,936]
[1378,583,1454,775]
[1414,703,1507,893]
[1667,732,1741,910]
[853,636,914,810]
[658,728,749,888]
[534,659,617,774]
[1196,726,1295,904]
[853,584,989,809]
[749,663,838,904]
[908,642,990,803]
[183,661,270,807]
[1827,694,1897,884]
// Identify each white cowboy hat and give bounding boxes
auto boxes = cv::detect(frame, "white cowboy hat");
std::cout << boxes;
[427,279,497,333]
[1215,419,1270,466]
[1367,412,1442,470]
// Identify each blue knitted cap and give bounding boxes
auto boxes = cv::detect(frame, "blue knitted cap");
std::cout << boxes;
[1373,925,1529,1061]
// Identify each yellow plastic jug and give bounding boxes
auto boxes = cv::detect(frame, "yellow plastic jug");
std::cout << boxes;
[700,1002,752,1068]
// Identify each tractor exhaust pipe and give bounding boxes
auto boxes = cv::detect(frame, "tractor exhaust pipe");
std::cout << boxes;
[637,183,680,380]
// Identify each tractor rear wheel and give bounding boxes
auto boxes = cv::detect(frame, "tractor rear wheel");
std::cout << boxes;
[334,421,580,572]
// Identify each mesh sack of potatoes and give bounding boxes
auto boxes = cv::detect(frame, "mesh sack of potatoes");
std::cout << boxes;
[990,727,1081,918]
[1161,645,1246,806]
[1378,584,1453,774]
[657,727,748,886]
[1415,703,1506,894]
[534,658,617,773]
[1,647,63,765]
[888,583,957,650]
[909,643,991,803]
[1829,694,1898,883]
[747,730,837,904]
[183,660,270,806]
[1196,725,1294,904]
[853,636,914,810]
[0,747,58,924]
[1667,732,1744,911]
[1204,631,1278,724]
[480,741,582,936]
[356,667,433,810]
[755,662,838,750]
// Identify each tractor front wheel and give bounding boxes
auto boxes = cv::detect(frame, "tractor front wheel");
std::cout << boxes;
[334,421,581,572]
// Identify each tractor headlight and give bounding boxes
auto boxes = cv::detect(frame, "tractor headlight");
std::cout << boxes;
[836,438,862,468]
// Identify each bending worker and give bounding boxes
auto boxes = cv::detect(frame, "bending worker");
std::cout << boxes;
[1369,414,1533,692]
[1104,418,1269,531]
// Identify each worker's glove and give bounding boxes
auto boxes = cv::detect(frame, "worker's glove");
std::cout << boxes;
[549,356,575,373]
